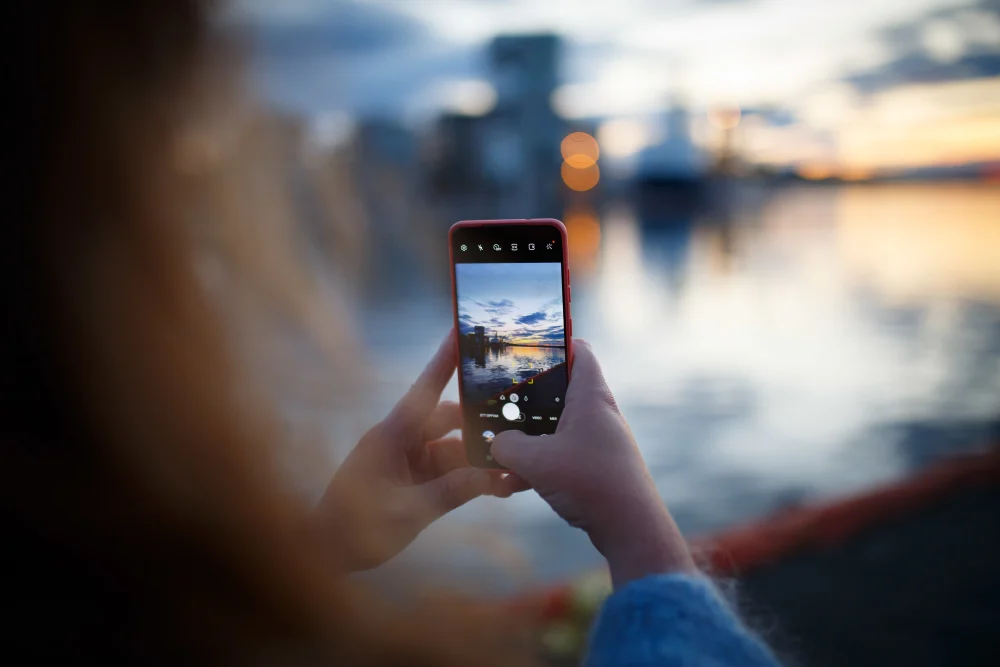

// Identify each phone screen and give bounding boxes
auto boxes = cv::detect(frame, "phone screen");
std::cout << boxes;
[450,223,571,468]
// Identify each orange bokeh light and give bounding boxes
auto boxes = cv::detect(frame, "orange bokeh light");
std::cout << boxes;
[561,132,600,168]
[561,161,600,191]
[564,208,602,272]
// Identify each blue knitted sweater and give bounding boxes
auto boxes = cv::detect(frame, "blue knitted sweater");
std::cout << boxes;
[586,575,780,667]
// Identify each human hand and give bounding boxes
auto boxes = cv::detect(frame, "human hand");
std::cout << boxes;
[491,340,694,588]
[319,331,524,571]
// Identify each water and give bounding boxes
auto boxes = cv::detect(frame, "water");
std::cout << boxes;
[461,345,567,404]
[341,183,1000,589]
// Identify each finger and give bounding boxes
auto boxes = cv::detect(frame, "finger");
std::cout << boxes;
[385,331,457,432]
[412,437,469,482]
[422,401,462,442]
[490,429,542,475]
[489,473,532,498]
[565,339,619,412]
[408,468,492,525]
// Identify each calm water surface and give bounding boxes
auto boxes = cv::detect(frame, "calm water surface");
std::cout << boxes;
[346,183,1000,588]
[461,345,567,403]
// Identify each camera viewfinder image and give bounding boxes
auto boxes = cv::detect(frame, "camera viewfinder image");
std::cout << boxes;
[456,263,568,423]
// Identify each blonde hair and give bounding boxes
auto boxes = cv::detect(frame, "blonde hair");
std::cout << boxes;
[6,1,537,663]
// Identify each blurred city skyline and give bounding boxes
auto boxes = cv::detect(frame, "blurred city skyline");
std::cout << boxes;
[232,0,1000,174]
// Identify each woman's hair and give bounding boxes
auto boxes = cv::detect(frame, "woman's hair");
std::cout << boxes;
[6,1,535,663]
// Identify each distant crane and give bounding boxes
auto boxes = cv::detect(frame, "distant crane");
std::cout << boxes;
[489,331,508,348]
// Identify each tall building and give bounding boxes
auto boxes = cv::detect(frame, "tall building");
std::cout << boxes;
[486,34,567,217]
[427,34,568,220]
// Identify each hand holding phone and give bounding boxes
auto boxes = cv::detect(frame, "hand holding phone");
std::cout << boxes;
[318,333,525,572]
[449,219,573,469]
[491,341,696,589]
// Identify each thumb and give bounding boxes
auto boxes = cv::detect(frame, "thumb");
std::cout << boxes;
[490,429,540,474]
[411,468,492,523]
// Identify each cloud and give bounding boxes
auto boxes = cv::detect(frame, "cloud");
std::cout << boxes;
[847,53,1000,94]
[538,324,566,341]
[482,299,516,317]
[516,311,548,325]
[237,0,425,58]
[242,0,996,119]
[506,322,565,345]
[242,0,479,115]
[847,0,1000,94]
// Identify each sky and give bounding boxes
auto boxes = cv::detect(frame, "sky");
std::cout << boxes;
[456,263,566,346]
[228,0,1000,171]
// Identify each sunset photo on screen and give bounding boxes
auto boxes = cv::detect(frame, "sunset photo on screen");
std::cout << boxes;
[455,262,568,407]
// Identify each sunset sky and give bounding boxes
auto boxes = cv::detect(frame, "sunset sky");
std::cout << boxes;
[234,0,1000,172]
[456,263,566,346]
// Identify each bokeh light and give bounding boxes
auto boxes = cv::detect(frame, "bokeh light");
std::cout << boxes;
[597,118,653,159]
[561,132,600,168]
[561,161,600,191]
[564,208,602,274]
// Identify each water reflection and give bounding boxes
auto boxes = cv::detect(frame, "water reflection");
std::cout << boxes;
[357,183,1000,585]
[462,345,567,404]
[837,184,1000,304]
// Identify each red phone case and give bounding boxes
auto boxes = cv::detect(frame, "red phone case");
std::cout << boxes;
[448,219,573,469]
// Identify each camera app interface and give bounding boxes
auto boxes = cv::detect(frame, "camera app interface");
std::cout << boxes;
[452,227,569,465]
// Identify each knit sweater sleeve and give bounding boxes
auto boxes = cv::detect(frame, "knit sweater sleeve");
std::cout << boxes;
[584,574,780,667]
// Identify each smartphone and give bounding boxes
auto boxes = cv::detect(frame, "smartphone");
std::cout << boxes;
[449,219,573,469]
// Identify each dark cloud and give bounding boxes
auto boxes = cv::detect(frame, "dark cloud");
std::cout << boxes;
[847,53,1000,95]
[743,107,797,127]
[539,325,566,339]
[245,1,425,60]
[247,0,478,115]
[458,316,508,331]
[849,0,1000,95]
[507,323,565,344]
[471,299,517,317]
[536,328,566,344]
[480,299,514,316]
[516,311,548,325]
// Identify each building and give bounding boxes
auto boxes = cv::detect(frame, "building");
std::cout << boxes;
[427,34,569,219]
[487,34,567,217]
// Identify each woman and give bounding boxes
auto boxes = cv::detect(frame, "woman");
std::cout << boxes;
[7,0,778,664]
